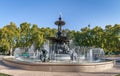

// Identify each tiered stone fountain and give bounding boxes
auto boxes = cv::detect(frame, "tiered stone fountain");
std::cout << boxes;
[3,16,114,72]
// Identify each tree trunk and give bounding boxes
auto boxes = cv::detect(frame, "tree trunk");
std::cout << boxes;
[10,48,13,56]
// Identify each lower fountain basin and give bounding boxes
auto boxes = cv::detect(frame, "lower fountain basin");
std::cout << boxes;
[55,54,70,61]
[2,56,114,72]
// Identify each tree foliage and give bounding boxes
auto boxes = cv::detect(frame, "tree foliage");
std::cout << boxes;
[0,22,119,55]
[74,25,120,54]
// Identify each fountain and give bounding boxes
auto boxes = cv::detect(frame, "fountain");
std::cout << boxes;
[3,16,114,72]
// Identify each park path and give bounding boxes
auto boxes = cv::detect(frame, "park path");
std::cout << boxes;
[0,56,120,76]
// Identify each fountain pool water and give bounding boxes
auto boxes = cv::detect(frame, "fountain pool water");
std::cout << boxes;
[3,44,113,72]
[13,42,105,63]
[2,16,114,72]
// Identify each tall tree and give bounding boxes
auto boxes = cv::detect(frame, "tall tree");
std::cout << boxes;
[31,24,44,49]
[0,22,19,55]
[19,22,31,48]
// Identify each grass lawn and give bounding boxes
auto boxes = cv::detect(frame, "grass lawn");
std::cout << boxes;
[116,74,120,76]
[0,73,12,76]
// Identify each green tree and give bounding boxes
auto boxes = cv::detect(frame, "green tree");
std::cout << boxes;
[0,22,19,55]
[19,22,31,48]
[90,26,104,48]
[31,24,44,49]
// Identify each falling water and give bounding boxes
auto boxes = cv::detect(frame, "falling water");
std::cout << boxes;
[89,49,93,62]
[28,44,36,58]
[13,42,105,63]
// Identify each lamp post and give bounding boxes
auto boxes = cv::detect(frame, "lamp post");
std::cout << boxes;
[88,24,91,47]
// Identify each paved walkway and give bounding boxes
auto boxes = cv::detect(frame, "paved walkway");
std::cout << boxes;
[0,56,120,76]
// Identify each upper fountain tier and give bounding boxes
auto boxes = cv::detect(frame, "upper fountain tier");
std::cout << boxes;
[55,15,65,38]
[47,16,69,44]
[55,15,65,26]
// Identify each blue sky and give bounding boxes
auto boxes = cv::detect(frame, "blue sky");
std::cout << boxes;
[0,0,120,30]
